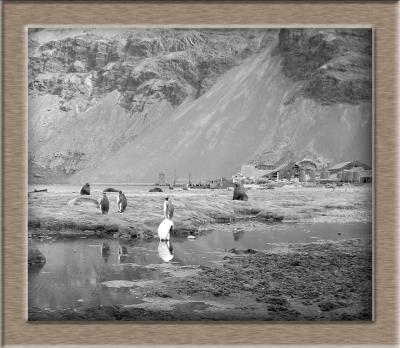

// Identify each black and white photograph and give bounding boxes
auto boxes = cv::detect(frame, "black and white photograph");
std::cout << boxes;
[28,27,372,321]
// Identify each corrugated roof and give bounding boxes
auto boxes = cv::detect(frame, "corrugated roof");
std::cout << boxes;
[274,162,291,172]
[295,159,317,166]
[329,161,353,170]
[260,162,290,176]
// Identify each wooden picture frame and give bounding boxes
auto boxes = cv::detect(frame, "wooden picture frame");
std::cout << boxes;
[2,0,398,346]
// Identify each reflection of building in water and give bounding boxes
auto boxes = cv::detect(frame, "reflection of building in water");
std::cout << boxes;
[158,241,174,262]
[101,242,111,263]
[233,229,244,241]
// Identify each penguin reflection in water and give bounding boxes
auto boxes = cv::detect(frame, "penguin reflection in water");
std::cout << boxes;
[118,245,129,262]
[158,240,174,262]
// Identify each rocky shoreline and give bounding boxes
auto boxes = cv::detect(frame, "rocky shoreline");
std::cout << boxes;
[29,238,372,321]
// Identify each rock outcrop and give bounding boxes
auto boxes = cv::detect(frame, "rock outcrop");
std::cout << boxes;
[277,28,372,105]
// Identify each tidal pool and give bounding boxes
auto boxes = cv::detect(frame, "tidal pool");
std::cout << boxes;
[28,221,371,312]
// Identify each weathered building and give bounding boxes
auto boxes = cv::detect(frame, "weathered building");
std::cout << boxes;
[329,161,372,183]
[328,161,371,173]
[269,159,318,182]
[240,164,272,181]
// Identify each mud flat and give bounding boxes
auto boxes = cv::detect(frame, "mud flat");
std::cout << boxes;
[29,238,372,321]
[28,184,372,239]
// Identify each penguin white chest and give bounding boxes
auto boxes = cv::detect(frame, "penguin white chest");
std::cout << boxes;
[158,218,174,241]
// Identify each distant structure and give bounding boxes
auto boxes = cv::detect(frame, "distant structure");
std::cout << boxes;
[235,158,328,183]
[328,161,372,183]
[158,172,166,185]
[239,163,275,182]
[235,159,371,184]
[262,162,290,181]
[240,159,318,182]
[328,161,371,174]
[231,172,245,183]
[294,159,318,182]
[209,179,220,189]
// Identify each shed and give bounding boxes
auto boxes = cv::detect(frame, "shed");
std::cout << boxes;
[359,170,372,183]
[328,161,371,173]
[273,159,318,182]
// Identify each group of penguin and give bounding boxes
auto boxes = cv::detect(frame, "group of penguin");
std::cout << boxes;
[80,182,175,241]
[80,183,127,214]
[79,181,248,243]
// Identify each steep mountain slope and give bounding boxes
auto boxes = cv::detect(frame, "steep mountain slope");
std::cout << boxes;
[28,28,274,183]
[70,41,371,184]
[28,28,372,184]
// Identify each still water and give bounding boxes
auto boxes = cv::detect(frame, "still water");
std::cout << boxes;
[29,222,371,310]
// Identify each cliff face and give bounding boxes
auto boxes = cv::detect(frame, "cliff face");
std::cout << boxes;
[29,29,272,111]
[277,28,372,105]
[28,28,372,184]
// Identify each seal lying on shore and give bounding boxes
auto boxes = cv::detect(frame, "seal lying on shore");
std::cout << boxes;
[102,187,120,193]
[118,191,127,213]
[157,241,174,262]
[233,183,248,201]
[149,187,163,192]
[68,194,109,214]
[163,197,174,219]
[80,183,90,195]
[68,196,100,207]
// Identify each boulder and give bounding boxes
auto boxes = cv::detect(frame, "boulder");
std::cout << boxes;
[73,60,86,72]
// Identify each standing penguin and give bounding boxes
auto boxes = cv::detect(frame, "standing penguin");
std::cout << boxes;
[157,240,174,262]
[157,218,174,241]
[117,190,127,213]
[163,197,174,219]
[99,192,109,214]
